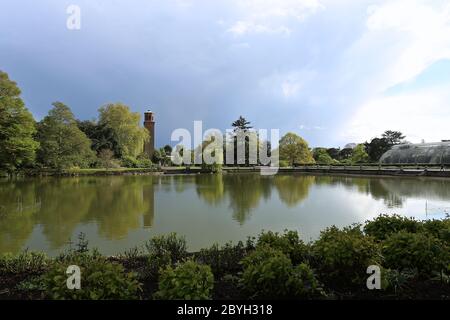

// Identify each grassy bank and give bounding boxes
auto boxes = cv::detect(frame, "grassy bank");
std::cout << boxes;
[1,215,449,300]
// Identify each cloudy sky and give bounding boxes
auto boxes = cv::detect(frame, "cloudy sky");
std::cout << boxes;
[1,0,450,148]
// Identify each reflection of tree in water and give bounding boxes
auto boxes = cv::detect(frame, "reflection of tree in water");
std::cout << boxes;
[195,174,225,206]
[0,179,41,253]
[35,178,97,248]
[274,175,315,207]
[86,176,155,239]
[315,175,403,207]
[0,176,156,253]
[224,174,264,225]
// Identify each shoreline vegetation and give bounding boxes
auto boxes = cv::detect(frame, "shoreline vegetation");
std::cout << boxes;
[2,165,450,178]
[1,215,449,300]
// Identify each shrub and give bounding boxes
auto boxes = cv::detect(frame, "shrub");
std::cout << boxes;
[154,260,214,300]
[0,250,48,274]
[422,218,450,245]
[145,233,187,275]
[257,230,307,264]
[382,231,448,275]
[136,157,153,168]
[240,246,320,299]
[364,214,422,241]
[195,241,248,277]
[42,259,141,300]
[311,225,380,287]
[121,156,139,168]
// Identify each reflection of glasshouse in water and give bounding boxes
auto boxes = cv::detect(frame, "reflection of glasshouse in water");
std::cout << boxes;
[380,141,450,164]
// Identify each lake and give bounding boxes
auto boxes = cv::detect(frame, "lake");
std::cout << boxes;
[1,173,449,256]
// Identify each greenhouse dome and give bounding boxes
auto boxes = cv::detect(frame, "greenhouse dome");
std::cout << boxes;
[380,141,450,164]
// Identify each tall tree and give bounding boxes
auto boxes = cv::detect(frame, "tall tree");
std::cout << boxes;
[36,102,95,169]
[98,103,148,158]
[231,116,252,132]
[382,130,405,146]
[278,132,315,166]
[0,71,39,173]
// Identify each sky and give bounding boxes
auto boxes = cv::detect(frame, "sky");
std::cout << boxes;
[1,0,450,148]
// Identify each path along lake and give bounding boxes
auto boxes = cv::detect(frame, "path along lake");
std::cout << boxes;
[1,173,449,256]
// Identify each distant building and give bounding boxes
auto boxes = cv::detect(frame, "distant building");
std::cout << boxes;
[143,111,155,158]
[380,141,450,164]
[344,143,357,149]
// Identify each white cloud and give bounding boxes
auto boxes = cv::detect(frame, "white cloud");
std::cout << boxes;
[227,0,324,36]
[340,0,450,144]
[342,84,450,143]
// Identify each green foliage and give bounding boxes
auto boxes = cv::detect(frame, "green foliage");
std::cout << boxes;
[313,148,338,165]
[279,132,315,166]
[195,241,249,277]
[240,246,320,299]
[97,148,120,169]
[42,259,141,300]
[154,260,214,300]
[36,102,95,170]
[382,231,448,275]
[98,103,148,158]
[364,214,422,241]
[256,230,307,265]
[77,120,120,157]
[350,144,369,164]
[0,250,48,274]
[422,218,450,245]
[145,233,187,275]
[311,225,380,287]
[0,70,39,173]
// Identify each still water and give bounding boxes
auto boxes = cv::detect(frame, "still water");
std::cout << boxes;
[1,173,449,256]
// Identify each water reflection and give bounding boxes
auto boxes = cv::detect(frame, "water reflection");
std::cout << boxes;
[1,174,450,254]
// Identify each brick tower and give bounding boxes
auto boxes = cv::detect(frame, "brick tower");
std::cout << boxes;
[143,110,155,158]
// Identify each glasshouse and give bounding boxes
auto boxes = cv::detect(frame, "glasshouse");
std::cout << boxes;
[380,141,450,164]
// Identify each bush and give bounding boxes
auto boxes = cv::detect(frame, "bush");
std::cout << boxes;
[382,231,448,275]
[42,259,141,300]
[154,260,214,300]
[364,214,422,241]
[145,233,187,275]
[311,225,380,287]
[422,219,450,245]
[257,230,307,264]
[0,250,48,274]
[194,241,248,277]
[121,156,139,168]
[136,157,153,168]
[240,246,320,299]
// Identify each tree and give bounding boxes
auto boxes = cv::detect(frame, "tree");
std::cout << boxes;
[36,102,95,169]
[338,148,353,161]
[364,130,405,162]
[229,116,255,166]
[231,116,252,132]
[0,71,39,173]
[97,149,118,169]
[313,148,337,164]
[77,120,120,156]
[98,103,148,158]
[351,144,369,164]
[364,137,389,162]
[326,148,340,160]
[279,133,315,166]
[382,130,405,146]
[163,144,172,155]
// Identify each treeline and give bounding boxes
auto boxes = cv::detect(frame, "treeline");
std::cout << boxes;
[311,130,406,165]
[0,71,155,175]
